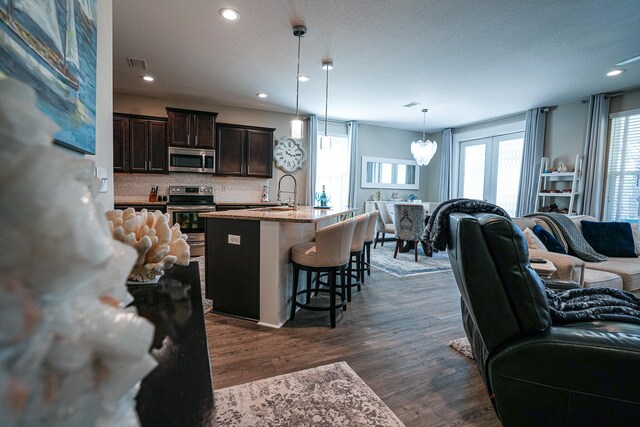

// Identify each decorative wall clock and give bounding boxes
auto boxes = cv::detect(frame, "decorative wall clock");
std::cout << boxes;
[273,137,307,172]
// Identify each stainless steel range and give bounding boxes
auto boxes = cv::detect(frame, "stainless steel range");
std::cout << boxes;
[167,186,215,258]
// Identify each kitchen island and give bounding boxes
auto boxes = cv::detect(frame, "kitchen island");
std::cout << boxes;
[200,206,355,328]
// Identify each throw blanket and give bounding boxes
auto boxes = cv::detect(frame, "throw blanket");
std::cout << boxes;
[423,198,510,251]
[546,287,640,325]
[525,213,607,262]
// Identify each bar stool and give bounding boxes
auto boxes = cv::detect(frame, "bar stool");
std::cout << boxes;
[362,211,379,278]
[290,218,356,328]
[345,213,370,301]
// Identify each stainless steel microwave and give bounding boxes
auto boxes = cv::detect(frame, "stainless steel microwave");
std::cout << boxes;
[168,147,215,173]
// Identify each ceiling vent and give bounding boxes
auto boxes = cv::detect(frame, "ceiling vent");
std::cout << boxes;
[126,57,148,69]
[403,101,421,108]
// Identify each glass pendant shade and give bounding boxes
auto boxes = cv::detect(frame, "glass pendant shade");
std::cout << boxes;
[320,134,331,150]
[411,139,437,166]
[290,118,303,140]
[411,108,437,166]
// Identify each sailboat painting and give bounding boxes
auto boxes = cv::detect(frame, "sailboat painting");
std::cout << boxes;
[0,0,98,154]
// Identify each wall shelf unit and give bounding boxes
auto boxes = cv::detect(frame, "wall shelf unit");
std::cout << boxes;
[535,154,584,214]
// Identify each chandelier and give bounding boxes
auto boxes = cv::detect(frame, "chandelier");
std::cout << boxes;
[411,108,437,166]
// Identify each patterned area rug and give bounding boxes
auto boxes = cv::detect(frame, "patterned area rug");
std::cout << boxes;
[193,256,212,314]
[449,337,474,359]
[370,242,451,277]
[215,361,405,426]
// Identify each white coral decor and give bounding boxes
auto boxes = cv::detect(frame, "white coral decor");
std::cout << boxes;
[0,78,157,426]
[106,209,190,282]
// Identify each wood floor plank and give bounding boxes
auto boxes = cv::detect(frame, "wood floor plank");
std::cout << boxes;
[205,267,501,426]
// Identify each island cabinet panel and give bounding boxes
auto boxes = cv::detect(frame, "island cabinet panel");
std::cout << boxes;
[113,113,167,173]
[166,107,218,148]
[205,218,260,320]
[216,123,274,178]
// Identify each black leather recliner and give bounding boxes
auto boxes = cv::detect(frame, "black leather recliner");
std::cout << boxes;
[447,212,640,426]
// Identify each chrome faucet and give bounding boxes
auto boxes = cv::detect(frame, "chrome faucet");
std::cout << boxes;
[277,173,298,210]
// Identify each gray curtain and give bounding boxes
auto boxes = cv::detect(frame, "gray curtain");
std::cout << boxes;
[516,108,547,216]
[579,94,610,218]
[347,121,358,208]
[306,115,318,205]
[438,128,453,201]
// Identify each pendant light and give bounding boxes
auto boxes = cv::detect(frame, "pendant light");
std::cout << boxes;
[411,108,438,166]
[320,59,333,150]
[290,25,307,140]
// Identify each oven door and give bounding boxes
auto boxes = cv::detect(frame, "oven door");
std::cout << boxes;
[167,205,216,257]
[168,147,215,173]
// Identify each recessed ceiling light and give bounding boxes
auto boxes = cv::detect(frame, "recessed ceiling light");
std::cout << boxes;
[297,75,310,82]
[220,8,240,21]
[142,75,154,82]
[257,93,268,98]
[607,69,624,77]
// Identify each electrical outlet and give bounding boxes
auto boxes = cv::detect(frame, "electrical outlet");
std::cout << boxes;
[228,234,241,245]
[94,166,108,193]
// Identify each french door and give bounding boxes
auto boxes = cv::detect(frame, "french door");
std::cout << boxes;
[458,132,524,215]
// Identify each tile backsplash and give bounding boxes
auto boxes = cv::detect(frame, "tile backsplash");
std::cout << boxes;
[114,173,270,203]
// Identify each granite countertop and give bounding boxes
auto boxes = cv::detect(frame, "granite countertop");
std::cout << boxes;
[114,198,167,206]
[200,206,356,223]
[215,201,283,206]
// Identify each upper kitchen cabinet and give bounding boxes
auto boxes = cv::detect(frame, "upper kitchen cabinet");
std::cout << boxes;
[166,107,218,149]
[216,123,275,178]
[113,113,167,173]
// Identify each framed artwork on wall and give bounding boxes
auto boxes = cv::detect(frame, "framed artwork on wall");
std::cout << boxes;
[0,0,98,154]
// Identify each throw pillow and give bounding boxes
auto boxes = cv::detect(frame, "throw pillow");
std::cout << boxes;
[581,221,638,258]
[631,224,640,255]
[523,227,548,252]
[532,225,567,254]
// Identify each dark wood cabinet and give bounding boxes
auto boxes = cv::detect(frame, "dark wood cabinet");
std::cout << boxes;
[216,123,275,177]
[113,116,128,172]
[113,113,167,174]
[166,108,217,148]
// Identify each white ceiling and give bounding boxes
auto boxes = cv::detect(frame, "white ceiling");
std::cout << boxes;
[113,0,640,132]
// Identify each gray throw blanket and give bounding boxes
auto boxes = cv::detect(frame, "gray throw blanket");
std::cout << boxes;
[546,287,640,325]
[423,198,510,251]
[525,213,607,262]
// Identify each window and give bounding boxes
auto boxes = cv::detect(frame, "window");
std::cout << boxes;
[603,108,640,222]
[453,119,525,216]
[315,135,350,208]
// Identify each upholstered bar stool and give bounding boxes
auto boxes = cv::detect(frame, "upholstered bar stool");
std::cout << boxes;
[290,218,356,328]
[345,213,370,302]
[362,211,379,278]
[374,201,395,248]
[393,203,425,262]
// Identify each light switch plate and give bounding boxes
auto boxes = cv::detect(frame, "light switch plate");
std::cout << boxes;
[94,166,108,193]
[228,234,241,245]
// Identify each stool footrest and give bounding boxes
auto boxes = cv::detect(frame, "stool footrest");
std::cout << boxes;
[293,288,346,311]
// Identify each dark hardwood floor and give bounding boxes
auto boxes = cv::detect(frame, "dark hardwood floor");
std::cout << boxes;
[205,268,501,427]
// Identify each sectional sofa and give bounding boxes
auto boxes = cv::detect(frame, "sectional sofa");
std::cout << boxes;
[513,215,640,295]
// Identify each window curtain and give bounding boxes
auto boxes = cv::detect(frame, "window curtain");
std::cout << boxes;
[579,94,610,218]
[347,121,358,208]
[438,128,453,201]
[516,108,547,216]
[306,115,318,205]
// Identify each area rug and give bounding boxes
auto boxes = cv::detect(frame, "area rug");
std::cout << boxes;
[449,337,474,359]
[193,256,212,314]
[370,243,451,277]
[215,361,405,426]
